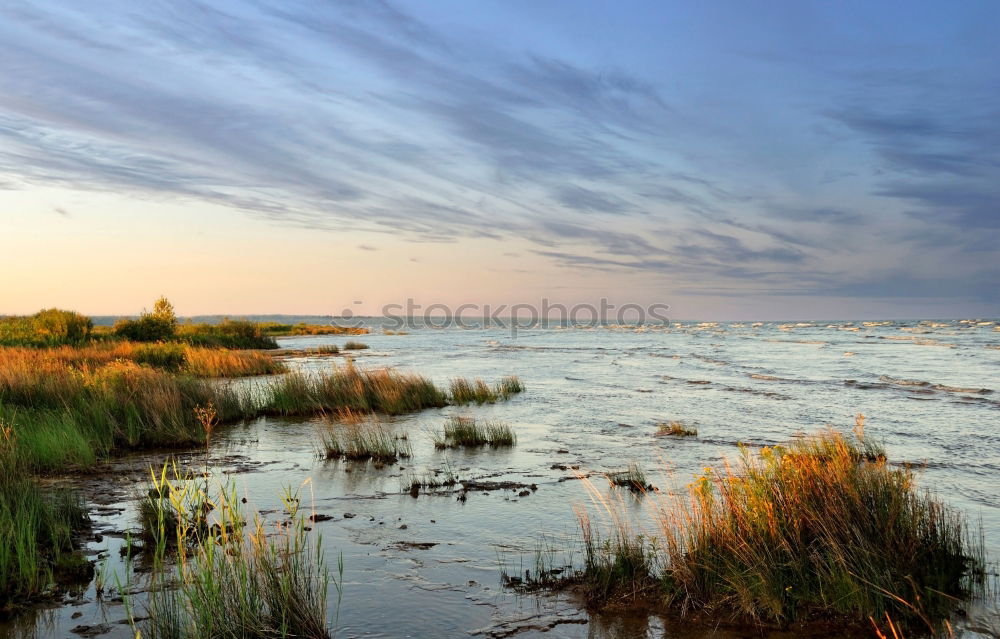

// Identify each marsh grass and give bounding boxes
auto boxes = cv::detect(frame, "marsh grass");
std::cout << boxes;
[0,424,89,611]
[573,425,985,631]
[307,345,340,355]
[136,462,214,552]
[0,343,285,378]
[449,375,524,404]
[177,319,279,350]
[656,421,697,437]
[320,421,411,464]
[342,341,369,350]
[259,322,365,337]
[605,462,649,492]
[0,359,254,472]
[433,416,516,449]
[404,465,459,497]
[262,363,447,417]
[136,471,335,639]
[499,537,576,592]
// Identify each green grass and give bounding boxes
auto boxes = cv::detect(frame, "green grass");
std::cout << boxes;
[177,319,279,350]
[604,462,648,492]
[0,359,255,473]
[574,427,986,631]
[136,478,335,639]
[0,429,90,612]
[449,375,524,405]
[655,420,697,437]
[320,422,411,464]
[433,416,517,449]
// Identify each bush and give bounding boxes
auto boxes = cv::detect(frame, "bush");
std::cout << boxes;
[0,310,92,347]
[114,315,176,342]
[113,297,179,342]
[31,309,93,344]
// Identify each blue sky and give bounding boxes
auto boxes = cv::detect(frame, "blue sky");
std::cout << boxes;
[0,1,997,319]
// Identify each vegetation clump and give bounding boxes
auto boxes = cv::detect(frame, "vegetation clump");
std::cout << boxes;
[342,341,369,350]
[404,468,458,497]
[433,416,517,449]
[264,363,448,417]
[113,296,178,342]
[259,322,366,336]
[605,462,650,492]
[574,426,986,632]
[0,358,253,472]
[320,422,411,464]
[0,423,90,612]
[136,474,335,639]
[0,309,93,347]
[177,318,279,350]
[656,420,697,437]
[0,342,284,378]
[449,375,524,404]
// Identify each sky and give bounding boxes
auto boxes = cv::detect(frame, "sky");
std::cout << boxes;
[1,0,998,320]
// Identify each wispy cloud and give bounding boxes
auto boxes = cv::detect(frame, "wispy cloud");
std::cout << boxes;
[0,0,997,308]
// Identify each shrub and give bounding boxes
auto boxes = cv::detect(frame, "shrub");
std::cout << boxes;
[114,315,176,342]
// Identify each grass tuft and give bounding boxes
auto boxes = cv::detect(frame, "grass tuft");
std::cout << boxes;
[449,376,524,404]
[575,424,986,631]
[656,420,697,437]
[263,363,448,417]
[320,421,411,464]
[605,462,649,492]
[342,341,369,350]
[136,474,335,639]
[433,416,517,449]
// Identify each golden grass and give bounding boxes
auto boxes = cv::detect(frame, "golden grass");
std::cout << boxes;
[0,342,285,378]
[574,420,985,630]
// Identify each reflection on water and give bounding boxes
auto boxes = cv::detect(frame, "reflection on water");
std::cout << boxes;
[3,319,998,638]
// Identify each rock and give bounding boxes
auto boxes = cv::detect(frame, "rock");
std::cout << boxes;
[70,624,112,637]
[343,512,356,519]
[308,513,334,522]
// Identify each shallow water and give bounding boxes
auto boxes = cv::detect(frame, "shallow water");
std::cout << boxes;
[5,319,999,638]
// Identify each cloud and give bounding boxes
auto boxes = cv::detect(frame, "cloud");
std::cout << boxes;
[0,1,996,309]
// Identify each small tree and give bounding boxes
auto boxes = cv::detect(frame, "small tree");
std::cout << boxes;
[114,297,177,342]
[152,296,177,326]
